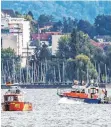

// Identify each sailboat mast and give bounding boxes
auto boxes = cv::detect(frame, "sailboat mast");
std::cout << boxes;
[62,61,65,83]
[26,43,29,83]
[19,57,22,84]
[58,61,61,83]
[37,64,39,82]
[86,65,89,84]
[54,66,56,83]
[98,64,101,83]
[105,64,107,83]
[77,68,79,82]
[13,58,15,83]
[31,60,33,83]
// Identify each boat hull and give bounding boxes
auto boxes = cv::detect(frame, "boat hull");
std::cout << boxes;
[84,98,101,104]
[2,102,32,111]
[58,93,103,104]
[58,94,111,104]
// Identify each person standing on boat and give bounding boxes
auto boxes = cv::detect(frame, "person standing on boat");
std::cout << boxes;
[72,80,80,91]
[104,89,107,98]
[16,87,21,94]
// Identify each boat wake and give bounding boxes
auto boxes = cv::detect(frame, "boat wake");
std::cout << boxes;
[58,97,84,104]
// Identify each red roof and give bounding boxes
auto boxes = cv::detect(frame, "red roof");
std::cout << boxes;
[31,32,61,41]
[31,33,50,41]
[90,39,104,49]
[45,32,61,35]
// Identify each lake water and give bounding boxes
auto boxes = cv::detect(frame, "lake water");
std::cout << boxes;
[1,89,111,127]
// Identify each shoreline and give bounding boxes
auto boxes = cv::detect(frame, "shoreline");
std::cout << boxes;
[1,84,72,89]
[1,83,111,89]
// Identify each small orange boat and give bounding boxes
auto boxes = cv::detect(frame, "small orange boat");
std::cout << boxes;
[2,85,32,111]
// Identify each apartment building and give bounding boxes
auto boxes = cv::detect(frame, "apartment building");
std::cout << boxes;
[1,10,35,67]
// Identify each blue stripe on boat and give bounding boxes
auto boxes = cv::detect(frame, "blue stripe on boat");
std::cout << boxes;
[84,98,101,104]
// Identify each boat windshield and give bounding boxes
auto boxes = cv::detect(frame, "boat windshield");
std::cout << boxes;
[72,85,85,92]
[6,87,22,94]
[4,95,24,102]
[4,96,14,102]
[18,96,24,102]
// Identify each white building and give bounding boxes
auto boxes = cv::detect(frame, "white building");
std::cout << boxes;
[1,16,35,67]
[52,35,67,55]
[7,18,30,49]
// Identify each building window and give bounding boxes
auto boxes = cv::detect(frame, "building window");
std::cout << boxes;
[1,29,9,33]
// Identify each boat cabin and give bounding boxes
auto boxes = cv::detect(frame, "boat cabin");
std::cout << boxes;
[2,86,32,111]
[4,94,24,102]
[4,86,24,102]
[72,85,85,93]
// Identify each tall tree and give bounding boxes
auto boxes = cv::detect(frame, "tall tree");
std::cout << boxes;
[39,43,51,60]
[24,14,32,21]
[69,28,79,58]
[67,17,74,33]
[77,19,96,38]
[38,14,54,27]
[28,11,34,19]
[75,54,97,83]
[94,15,111,35]
[57,35,70,58]
[62,17,68,33]
[51,20,62,32]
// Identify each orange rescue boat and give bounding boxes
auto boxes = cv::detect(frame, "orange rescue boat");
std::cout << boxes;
[2,85,32,111]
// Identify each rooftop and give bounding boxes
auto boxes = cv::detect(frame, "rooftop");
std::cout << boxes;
[2,9,16,17]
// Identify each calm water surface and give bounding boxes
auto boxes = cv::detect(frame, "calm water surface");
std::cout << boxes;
[1,89,111,127]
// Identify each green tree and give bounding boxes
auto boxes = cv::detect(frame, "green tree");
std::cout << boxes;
[65,58,76,81]
[39,43,51,60]
[15,11,21,17]
[38,14,54,27]
[51,20,62,32]
[1,48,19,83]
[1,48,16,58]
[24,14,32,21]
[69,28,79,58]
[105,46,111,81]
[75,54,97,83]
[77,19,96,38]
[67,17,75,33]
[28,11,34,19]
[56,35,70,58]
[94,15,111,35]
[62,17,68,33]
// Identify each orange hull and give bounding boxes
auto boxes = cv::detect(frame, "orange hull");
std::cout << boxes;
[2,102,32,111]
[63,92,88,99]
